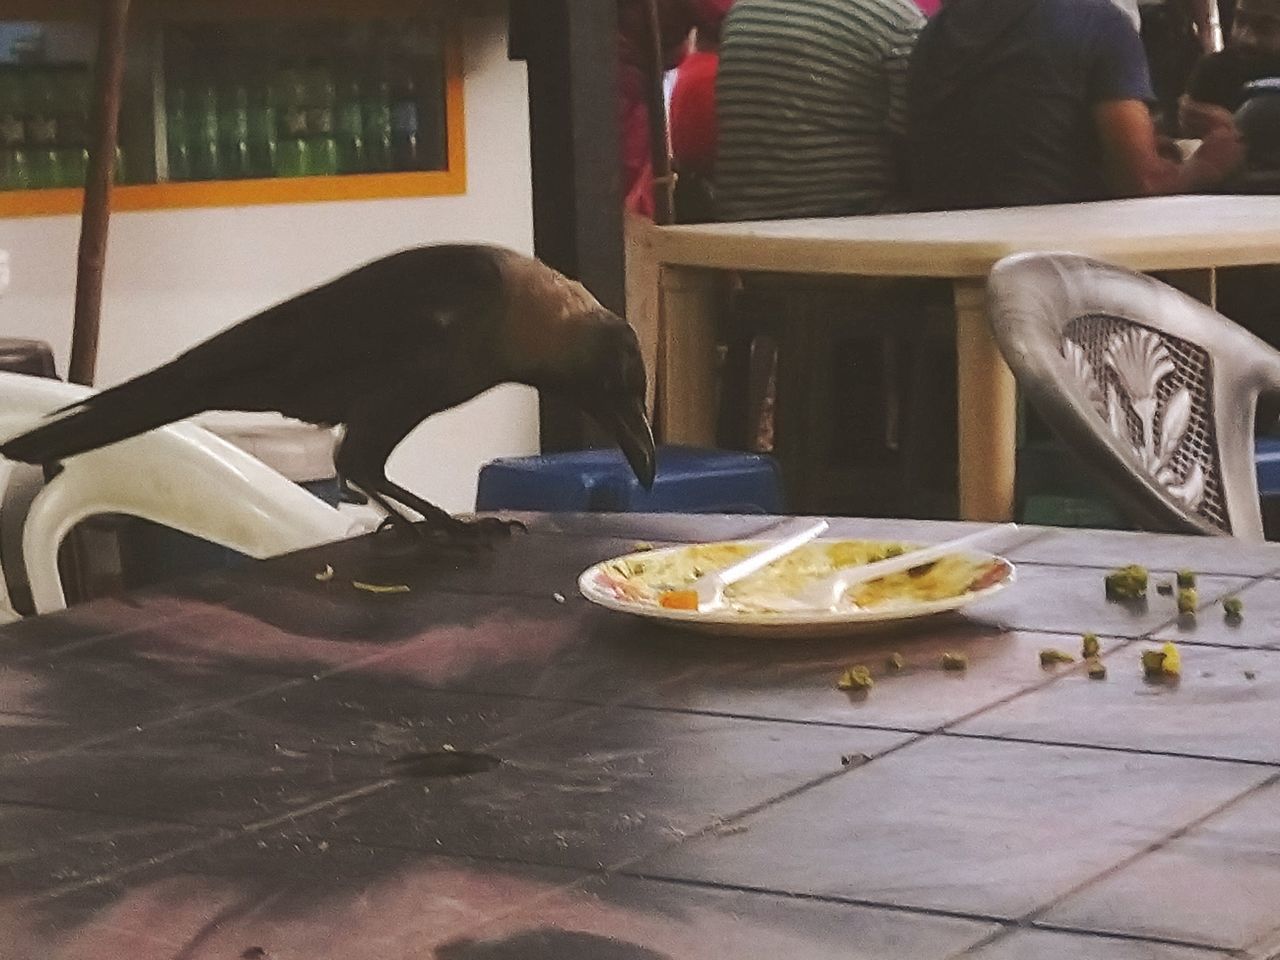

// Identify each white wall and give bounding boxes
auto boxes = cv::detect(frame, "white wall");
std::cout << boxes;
[0,3,539,514]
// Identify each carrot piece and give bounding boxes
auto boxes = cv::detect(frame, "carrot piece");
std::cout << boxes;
[659,590,700,610]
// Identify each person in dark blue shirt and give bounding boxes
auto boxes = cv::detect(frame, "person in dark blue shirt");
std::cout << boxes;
[1181,0,1280,134]
[907,0,1243,209]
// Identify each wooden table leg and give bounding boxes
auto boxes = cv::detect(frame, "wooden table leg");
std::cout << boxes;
[955,278,1018,522]
[658,265,722,445]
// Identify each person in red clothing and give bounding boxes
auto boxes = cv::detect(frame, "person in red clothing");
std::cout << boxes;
[618,0,729,218]
[670,3,731,179]
[669,0,733,220]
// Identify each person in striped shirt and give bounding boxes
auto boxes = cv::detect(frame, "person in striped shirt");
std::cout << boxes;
[714,0,926,220]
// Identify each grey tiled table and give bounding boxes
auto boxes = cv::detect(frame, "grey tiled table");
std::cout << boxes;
[4,514,1280,959]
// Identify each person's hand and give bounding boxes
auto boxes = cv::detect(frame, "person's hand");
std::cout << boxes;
[1190,124,1246,183]
[1178,95,1237,138]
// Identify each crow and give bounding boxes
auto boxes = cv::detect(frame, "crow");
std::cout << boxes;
[0,244,656,540]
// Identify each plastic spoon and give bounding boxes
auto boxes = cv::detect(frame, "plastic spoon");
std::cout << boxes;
[796,523,1018,611]
[673,518,831,612]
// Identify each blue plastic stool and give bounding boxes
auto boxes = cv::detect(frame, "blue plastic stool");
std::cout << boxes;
[475,445,786,514]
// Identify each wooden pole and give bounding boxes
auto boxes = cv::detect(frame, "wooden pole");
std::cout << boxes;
[644,0,675,226]
[69,0,131,386]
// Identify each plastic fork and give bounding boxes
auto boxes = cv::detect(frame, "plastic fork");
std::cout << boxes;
[684,518,830,611]
[796,523,1018,611]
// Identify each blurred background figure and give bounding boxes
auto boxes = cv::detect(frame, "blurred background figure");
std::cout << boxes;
[669,0,733,222]
[1181,0,1280,131]
[907,0,1241,210]
[1140,0,1222,128]
[714,0,924,221]
[618,0,727,219]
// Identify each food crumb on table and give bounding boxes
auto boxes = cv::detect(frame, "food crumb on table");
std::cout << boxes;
[1105,564,1148,600]
[1245,670,1258,680]
[886,652,905,671]
[1176,569,1197,589]
[1177,587,1198,616]
[837,665,874,691]
[941,652,968,671]
[1082,632,1100,658]
[552,592,566,604]
[1223,596,1243,620]
[352,581,411,594]
[1142,641,1182,679]
[314,564,335,582]
[1087,658,1107,680]
[1039,648,1075,667]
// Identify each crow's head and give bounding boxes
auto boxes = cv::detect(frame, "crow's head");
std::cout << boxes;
[500,256,657,489]
[566,309,656,490]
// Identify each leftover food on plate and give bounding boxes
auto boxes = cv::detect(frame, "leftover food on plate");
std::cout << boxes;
[591,539,1010,616]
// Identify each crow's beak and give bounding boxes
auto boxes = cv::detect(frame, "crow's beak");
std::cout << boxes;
[607,395,657,489]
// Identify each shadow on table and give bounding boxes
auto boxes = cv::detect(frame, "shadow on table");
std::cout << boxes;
[438,930,672,960]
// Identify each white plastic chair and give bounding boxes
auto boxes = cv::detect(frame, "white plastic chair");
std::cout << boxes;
[0,371,362,614]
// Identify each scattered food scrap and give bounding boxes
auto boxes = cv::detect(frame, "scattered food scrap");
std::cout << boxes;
[1141,649,1166,677]
[1177,587,1198,616]
[1082,633,1100,658]
[314,564,335,582]
[1087,658,1107,680]
[886,652,905,672]
[1156,580,1174,596]
[841,752,871,767]
[1176,570,1197,589]
[941,652,968,671]
[632,541,655,552]
[837,666,874,691]
[352,581,411,595]
[552,592,567,604]
[1223,596,1243,621]
[1245,670,1258,680]
[1105,565,1148,600]
[1039,648,1075,667]
[1142,641,1182,679]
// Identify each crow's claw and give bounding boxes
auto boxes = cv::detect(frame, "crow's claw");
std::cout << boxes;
[450,516,527,540]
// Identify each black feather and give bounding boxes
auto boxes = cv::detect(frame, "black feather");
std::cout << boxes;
[0,243,656,530]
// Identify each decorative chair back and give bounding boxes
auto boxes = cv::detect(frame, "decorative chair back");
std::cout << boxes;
[0,371,360,613]
[987,252,1280,539]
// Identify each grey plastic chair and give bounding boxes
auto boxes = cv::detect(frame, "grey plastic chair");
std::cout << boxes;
[987,252,1280,540]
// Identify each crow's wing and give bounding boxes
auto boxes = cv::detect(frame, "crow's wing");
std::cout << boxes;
[0,246,506,464]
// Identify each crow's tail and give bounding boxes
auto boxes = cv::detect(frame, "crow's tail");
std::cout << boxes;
[0,376,195,464]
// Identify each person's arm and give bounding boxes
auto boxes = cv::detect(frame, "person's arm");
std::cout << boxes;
[1095,98,1243,195]
[1178,93,1238,137]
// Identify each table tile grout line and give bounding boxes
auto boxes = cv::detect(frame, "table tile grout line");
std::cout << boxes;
[36,777,400,901]
[12,618,1278,772]
[0,633,635,767]
[6,605,222,665]
[605,870,1246,956]
[1244,921,1280,959]
[9,556,1272,762]
[1010,771,1280,951]
[937,728,1280,769]
[943,922,1242,960]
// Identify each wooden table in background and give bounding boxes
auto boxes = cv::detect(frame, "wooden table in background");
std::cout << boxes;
[644,195,1280,522]
[7,513,1280,957]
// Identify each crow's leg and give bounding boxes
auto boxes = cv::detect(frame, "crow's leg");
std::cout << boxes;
[336,414,522,553]
[375,477,525,540]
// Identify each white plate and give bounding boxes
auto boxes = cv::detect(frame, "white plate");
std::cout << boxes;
[578,539,1016,639]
